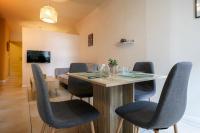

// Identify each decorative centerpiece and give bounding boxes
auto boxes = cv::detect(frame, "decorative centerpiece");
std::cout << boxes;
[108,58,118,74]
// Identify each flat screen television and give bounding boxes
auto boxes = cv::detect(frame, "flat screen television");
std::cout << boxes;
[27,50,51,63]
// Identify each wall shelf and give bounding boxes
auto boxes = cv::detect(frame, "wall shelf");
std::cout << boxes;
[117,39,134,47]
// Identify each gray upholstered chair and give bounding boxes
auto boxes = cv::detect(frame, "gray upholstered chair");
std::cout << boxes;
[68,63,93,102]
[115,62,192,133]
[133,62,156,101]
[31,64,99,133]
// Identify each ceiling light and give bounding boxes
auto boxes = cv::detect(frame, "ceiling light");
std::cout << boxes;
[40,5,57,23]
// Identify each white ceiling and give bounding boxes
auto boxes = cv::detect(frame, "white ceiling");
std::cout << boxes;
[0,0,105,34]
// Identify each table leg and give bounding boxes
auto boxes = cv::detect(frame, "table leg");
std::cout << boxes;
[93,84,123,133]
[122,84,134,133]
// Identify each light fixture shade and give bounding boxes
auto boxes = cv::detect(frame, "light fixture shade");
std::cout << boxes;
[40,5,57,23]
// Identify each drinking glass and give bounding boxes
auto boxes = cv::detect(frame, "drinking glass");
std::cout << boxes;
[102,64,111,77]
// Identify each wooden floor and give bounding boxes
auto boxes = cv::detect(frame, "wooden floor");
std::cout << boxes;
[0,76,30,133]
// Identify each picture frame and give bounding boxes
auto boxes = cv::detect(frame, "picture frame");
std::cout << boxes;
[195,0,200,18]
[88,33,93,47]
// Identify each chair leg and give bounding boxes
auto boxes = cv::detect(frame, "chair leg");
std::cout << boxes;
[51,128,55,133]
[174,124,178,133]
[154,129,159,133]
[40,123,46,133]
[134,126,139,133]
[136,127,139,133]
[134,126,136,133]
[116,118,124,133]
[70,94,73,100]
[90,121,95,133]
[47,126,52,133]
[88,97,91,104]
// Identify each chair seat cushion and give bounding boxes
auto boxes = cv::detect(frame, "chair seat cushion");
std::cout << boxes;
[135,88,155,101]
[50,100,99,128]
[115,101,157,128]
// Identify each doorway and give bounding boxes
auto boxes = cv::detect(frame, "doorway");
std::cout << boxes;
[9,41,22,78]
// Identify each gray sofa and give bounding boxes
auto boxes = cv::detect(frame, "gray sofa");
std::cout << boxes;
[55,68,69,87]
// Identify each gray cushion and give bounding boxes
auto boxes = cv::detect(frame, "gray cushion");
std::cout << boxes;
[116,101,157,128]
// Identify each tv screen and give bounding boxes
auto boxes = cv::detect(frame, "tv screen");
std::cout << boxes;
[27,50,51,63]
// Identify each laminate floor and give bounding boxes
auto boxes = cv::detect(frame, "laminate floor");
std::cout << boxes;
[0,76,30,133]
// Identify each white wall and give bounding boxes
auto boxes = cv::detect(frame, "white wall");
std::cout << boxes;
[22,27,80,86]
[170,0,200,121]
[77,0,146,67]
[145,0,171,102]
[77,0,200,129]
[146,0,200,123]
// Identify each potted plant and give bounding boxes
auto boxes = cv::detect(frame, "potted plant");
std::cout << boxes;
[108,58,118,74]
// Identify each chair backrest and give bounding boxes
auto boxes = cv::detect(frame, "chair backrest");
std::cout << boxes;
[31,64,54,125]
[68,63,93,97]
[133,62,156,92]
[69,63,88,73]
[150,62,192,129]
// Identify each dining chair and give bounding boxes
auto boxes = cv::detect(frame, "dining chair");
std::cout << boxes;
[115,62,192,133]
[133,62,156,101]
[31,64,100,133]
[68,63,93,102]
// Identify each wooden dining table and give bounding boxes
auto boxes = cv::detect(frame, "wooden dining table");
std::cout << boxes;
[69,72,165,133]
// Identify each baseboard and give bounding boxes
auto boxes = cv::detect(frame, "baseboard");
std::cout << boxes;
[182,115,200,128]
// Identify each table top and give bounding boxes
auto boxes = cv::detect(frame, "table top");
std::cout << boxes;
[69,72,166,87]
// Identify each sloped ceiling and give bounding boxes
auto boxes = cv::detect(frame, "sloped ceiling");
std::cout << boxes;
[0,0,105,34]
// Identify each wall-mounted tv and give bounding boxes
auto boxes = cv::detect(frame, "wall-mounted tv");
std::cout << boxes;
[27,50,51,63]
